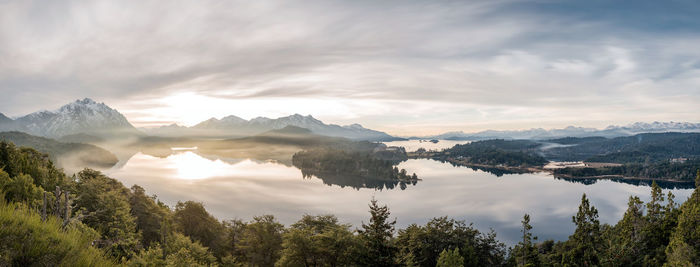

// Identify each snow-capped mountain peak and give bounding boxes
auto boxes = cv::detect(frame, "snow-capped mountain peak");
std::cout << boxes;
[421,121,700,140]
[13,98,138,138]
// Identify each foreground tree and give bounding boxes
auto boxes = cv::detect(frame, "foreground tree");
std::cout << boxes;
[128,232,217,267]
[563,194,601,266]
[603,196,645,266]
[396,216,480,267]
[73,169,140,260]
[514,213,539,267]
[237,215,284,266]
[173,201,227,258]
[130,185,170,248]
[436,248,464,267]
[276,215,356,267]
[357,198,398,267]
[664,170,700,266]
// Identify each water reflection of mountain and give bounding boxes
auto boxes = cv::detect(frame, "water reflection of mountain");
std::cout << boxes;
[555,176,695,189]
[300,171,418,191]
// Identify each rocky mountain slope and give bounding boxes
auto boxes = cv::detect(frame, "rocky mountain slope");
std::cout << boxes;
[7,98,140,139]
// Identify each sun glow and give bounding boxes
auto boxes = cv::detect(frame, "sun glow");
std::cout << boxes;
[165,151,239,180]
[124,151,296,180]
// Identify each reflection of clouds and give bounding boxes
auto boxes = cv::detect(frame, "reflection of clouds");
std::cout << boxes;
[106,154,694,245]
[383,140,471,152]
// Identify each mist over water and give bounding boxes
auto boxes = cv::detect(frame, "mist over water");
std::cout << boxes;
[105,149,694,245]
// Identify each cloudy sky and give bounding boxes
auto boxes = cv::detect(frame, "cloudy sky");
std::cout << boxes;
[1,0,699,136]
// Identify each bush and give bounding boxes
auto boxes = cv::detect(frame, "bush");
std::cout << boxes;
[0,201,116,266]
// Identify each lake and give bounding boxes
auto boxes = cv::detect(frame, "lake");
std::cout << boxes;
[105,143,694,245]
[383,139,470,152]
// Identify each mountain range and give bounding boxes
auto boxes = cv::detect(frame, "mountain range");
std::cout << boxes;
[414,122,700,140]
[1,98,140,139]
[1,98,698,142]
[0,98,402,141]
[142,113,402,141]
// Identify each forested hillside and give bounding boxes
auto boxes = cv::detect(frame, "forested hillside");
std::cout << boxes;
[0,131,118,169]
[544,132,700,163]
[437,139,548,167]
[544,133,700,181]
[1,140,699,266]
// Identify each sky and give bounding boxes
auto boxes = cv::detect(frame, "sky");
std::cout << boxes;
[1,0,699,136]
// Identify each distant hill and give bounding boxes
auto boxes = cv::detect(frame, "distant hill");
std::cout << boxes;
[543,132,700,163]
[2,98,142,139]
[0,131,118,170]
[0,112,26,132]
[143,114,404,142]
[418,121,700,140]
[0,113,10,124]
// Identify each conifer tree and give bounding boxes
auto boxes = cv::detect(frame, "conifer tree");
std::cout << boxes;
[664,170,700,266]
[517,213,539,266]
[357,198,398,267]
[564,194,601,266]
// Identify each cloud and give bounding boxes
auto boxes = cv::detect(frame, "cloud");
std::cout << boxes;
[0,0,698,135]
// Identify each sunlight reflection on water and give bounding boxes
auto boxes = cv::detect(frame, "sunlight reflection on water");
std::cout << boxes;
[105,151,694,245]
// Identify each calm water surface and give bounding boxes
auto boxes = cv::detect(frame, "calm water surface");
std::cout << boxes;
[383,140,470,152]
[106,150,693,245]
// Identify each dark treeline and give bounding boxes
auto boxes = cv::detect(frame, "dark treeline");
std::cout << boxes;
[555,176,696,190]
[554,160,700,182]
[543,133,700,163]
[0,131,118,168]
[293,148,418,189]
[1,140,700,266]
[438,140,548,167]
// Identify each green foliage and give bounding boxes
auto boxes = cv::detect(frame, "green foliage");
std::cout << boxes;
[553,160,700,181]
[293,148,417,182]
[545,132,700,162]
[2,139,700,267]
[436,248,464,267]
[165,232,218,266]
[0,140,68,192]
[173,200,227,258]
[603,196,646,266]
[665,180,700,266]
[0,131,118,169]
[236,215,285,267]
[396,217,482,267]
[441,140,548,167]
[0,170,44,208]
[512,214,539,267]
[0,201,116,266]
[73,168,141,261]
[129,233,218,267]
[564,194,601,266]
[130,185,170,248]
[276,215,357,267]
[357,199,398,267]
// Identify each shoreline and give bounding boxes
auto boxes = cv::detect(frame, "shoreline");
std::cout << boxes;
[410,155,694,184]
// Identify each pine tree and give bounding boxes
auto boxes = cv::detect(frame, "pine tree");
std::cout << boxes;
[607,196,645,265]
[357,198,398,267]
[517,213,538,266]
[664,170,700,265]
[564,194,601,266]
